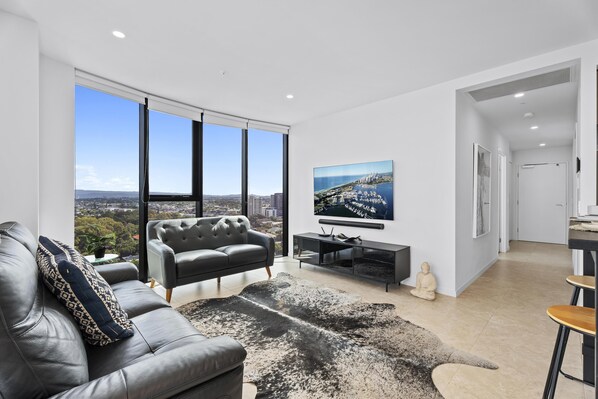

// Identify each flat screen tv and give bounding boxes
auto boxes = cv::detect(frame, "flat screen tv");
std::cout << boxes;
[314,160,393,220]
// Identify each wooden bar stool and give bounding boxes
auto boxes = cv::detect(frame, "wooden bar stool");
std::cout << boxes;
[562,276,596,386]
[565,275,595,306]
[543,305,596,398]
[543,275,595,398]
[566,275,596,305]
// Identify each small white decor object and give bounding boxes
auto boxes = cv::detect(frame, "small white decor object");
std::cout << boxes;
[570,223,598,232]
[410,262,437,301]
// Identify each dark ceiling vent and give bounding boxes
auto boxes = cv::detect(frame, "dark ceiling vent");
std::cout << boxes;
[468,68,571,102]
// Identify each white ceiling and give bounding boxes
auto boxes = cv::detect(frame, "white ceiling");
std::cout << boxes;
[471,69,578,151]
[2,0,598,125]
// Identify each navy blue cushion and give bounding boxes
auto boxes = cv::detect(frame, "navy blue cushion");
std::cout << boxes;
[36,236,134,346]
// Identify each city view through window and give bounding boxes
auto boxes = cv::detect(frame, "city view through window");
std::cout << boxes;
[248,129,284,255]
[203,124,243,216]
[75,86,140,262]
[75,86,285,264]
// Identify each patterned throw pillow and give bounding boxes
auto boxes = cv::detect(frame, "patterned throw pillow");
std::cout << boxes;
[36,236,134,346]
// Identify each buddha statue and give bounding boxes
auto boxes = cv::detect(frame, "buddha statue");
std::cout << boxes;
[410,262,437,301]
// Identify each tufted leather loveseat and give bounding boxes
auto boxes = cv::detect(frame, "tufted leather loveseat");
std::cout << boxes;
[146,216,275,302]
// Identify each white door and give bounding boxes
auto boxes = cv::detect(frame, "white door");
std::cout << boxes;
[518,163,567,244]
[498,153,508,252]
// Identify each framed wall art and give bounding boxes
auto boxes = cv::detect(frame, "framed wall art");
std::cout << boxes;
[473,143,491,238]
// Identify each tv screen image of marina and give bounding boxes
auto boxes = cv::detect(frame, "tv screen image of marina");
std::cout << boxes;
[314,160,393,220]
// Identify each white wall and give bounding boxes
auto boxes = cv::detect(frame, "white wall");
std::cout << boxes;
[455,91,511,294]
[0,11,39,235]
[510,146,574,241]
[0,12,75,242]
[39,56,75,244]
[290,38,598,297]
[290,86,457,295]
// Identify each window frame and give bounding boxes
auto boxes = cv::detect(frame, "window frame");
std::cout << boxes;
[201,123,244,217]
[137,105,288,282]
[145,117,202,202]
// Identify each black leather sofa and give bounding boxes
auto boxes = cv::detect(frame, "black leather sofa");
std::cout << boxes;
[0,221,247,399]
[147,216,275,302]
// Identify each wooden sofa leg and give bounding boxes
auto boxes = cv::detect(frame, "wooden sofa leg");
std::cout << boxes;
[165,288,173,303]
[265,266,272,278]
[149,278,156,288]
[217,277,221,284]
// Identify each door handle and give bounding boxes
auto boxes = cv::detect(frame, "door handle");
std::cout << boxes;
[555,204,564,207]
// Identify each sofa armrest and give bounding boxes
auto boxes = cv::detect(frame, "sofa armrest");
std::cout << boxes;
[248,230,275,266]
[147,239,177,288]
[95,262,139,284]
[48,336,246,399]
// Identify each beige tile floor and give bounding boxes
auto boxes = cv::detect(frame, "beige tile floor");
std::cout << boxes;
[151,241,594,398]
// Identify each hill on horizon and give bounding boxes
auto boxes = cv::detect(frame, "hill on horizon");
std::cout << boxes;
[75,190,245,199]
[76,190,138,199]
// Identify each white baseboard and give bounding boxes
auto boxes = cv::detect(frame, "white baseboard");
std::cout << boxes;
[456,257,498,296]
[401,277,458,297]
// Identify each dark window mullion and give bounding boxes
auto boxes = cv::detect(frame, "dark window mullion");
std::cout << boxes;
[147,195,199,202]
[283,134,289,256]
[138,100,150,282]
[242,129,248,216]
[194,119,203,217]
[191,121,199,199]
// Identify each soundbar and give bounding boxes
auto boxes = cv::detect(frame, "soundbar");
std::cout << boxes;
[318,219,385,230]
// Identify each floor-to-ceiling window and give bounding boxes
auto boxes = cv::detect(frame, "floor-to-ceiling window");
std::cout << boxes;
[75,83,288,278]
[248,129,284,255]
[74,85,140,262]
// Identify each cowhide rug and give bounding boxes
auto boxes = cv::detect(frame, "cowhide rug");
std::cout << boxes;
[178,273,497,398]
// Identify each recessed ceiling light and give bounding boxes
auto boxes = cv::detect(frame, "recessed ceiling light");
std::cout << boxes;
[530,125,539,130]
[286,94,294,99]
[539,143,546,147]
[112,30,126,39]
[514,92,525,98]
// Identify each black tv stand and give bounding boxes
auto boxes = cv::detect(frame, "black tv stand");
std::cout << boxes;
[293,233,410,291]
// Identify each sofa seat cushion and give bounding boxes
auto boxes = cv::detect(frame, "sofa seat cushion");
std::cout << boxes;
[36,236,134,346]
[86,307,206,379]
[111,280,170,318]
[215,244,267,267]
[175,249,229,277]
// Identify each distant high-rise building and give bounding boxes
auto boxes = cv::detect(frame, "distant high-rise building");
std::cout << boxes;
[271,192,283,214]
[248,195,263,216]
[264,208,277,217]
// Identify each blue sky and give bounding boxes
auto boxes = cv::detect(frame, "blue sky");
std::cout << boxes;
[314,160,393,178]
[75,86,282,196]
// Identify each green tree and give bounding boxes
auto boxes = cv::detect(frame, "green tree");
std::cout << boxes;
[75,216,138,257]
